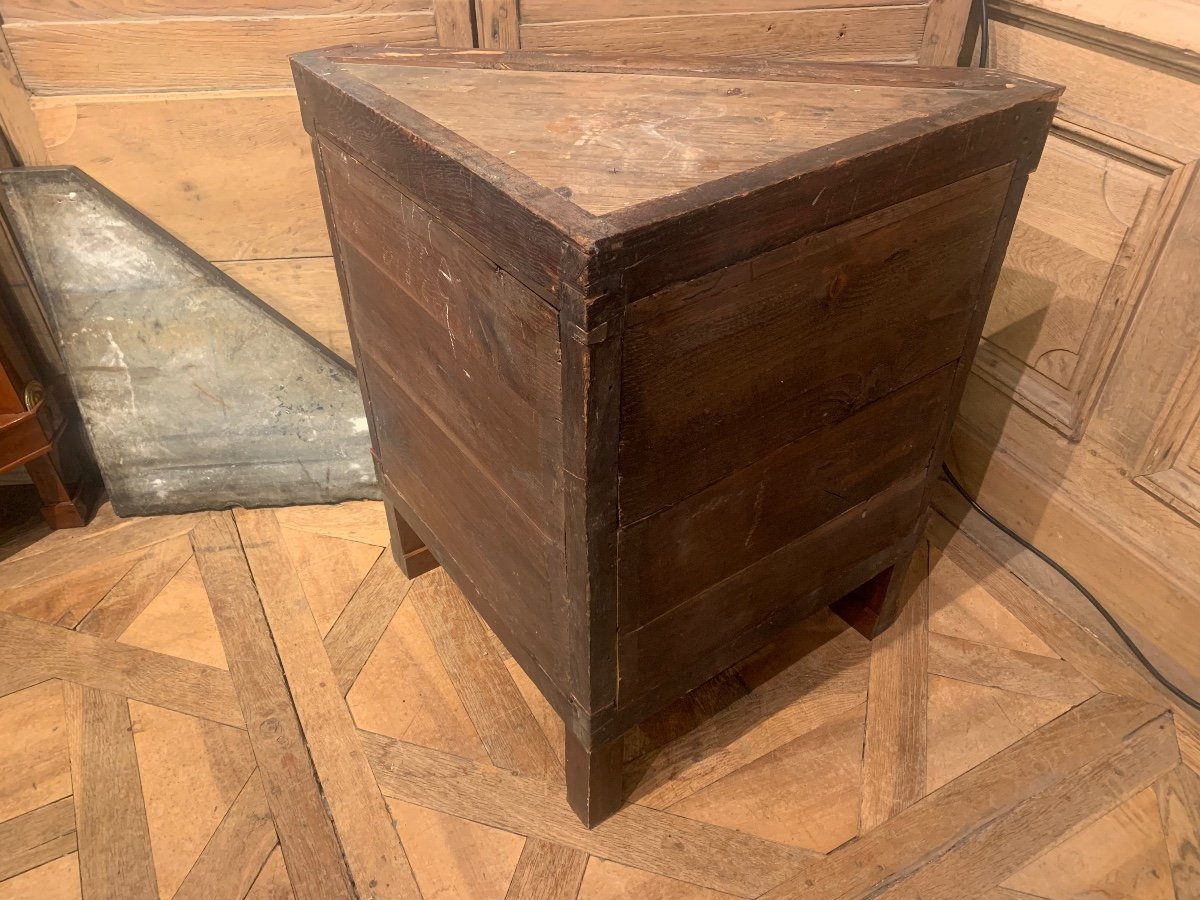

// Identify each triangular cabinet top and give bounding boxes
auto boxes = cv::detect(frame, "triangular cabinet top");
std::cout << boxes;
[293,47,1061,324]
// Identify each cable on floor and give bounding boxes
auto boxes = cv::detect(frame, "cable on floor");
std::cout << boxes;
[940,462,1200,712]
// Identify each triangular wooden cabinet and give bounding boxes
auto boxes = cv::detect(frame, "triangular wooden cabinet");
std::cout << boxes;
[293,47,1060,827]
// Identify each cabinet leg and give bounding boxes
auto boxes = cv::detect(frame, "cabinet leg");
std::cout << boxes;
[565,730,623,828]
[834,551,916,640]
[385,502,439,578]
[25,454,86,529]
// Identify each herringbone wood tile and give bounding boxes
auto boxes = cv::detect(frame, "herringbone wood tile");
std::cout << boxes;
[0,500,1194,900]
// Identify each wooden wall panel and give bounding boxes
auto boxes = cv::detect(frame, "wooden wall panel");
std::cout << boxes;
[31,91,327,262]
[5,14,437,94]
[949,0,1200,696]
[520,6,930,63]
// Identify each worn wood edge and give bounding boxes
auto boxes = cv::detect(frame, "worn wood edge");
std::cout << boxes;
[292,46,1060,327]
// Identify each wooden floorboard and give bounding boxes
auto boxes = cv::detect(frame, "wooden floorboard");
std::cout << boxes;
[859,539,930,831]
[173,771,278,900]
[0,499,1191,900]
[234,507,421,900]
[64,682,158,900]
[192,511,356,900]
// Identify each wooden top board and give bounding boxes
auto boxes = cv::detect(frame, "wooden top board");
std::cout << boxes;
[330,65,984,216]
[294,48,1061,322]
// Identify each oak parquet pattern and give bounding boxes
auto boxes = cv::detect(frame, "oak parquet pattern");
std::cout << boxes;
[0,498,1195,899]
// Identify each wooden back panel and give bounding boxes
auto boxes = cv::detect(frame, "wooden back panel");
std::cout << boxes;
[486,0,973,65]
[614,166,1014,713]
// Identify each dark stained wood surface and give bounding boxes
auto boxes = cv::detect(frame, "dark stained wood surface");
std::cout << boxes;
[619,167,1010,522]
[295,45,1060,825]
[618,365,956,631]
[614,470,927,718]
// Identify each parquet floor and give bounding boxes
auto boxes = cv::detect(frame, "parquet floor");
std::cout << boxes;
[0,494,1198,900]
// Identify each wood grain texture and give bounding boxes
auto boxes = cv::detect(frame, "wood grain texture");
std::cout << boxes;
[519,0,922,20]
[764,694,1171,899]
[874,710,1178,898]
[32,91,326,262]
[918,0,972,64]
[191,512,355,900]
[75,535,192,639]
[173,772,278,900]
[0,27,47,164]
[409,569,561,781]
[62,682,158,900]
[927,631,1097,705]
[0,0,431,21]
[476,0,519,48]
[505,839,588,900]
[625,614,869,809]
[216,257,351,362]
[322,551,412,695]
[7,13,436,94]
[0,610,242,727]
[0,495,1194,896]
[0,798,75,882]
[233,507,421,900]
[433,0,475,46]
[618,169,1009,520]
[859,540,930,831]
[362,729,813,898]
[619,367,955,630]
[1156,764,1200,896]
[520,7,928,62]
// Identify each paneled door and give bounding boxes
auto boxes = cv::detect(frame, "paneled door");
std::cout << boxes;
[948,0,1200,695]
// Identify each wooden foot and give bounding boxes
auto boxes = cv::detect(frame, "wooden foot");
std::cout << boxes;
[385,502,440,578]
[834,552,915,640]
[565,730,623,828]
[25,454,87,529]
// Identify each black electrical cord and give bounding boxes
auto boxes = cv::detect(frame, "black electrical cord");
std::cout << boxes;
[941,462,1200,712]
[977,0,990,67]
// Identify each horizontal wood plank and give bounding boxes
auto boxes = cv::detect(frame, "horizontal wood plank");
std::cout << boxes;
[519,0,923,22]
[0,0,429,20]
[365,358,564,680]
[619,169,1009,520]
[619,366,954,629]
[616,470,925,713]
[520,7,928,63]
[32,90,327,262]
[8,13,436,93]
[927,631,1097,705]
[875,709,1178,898]
[0,798,76,882]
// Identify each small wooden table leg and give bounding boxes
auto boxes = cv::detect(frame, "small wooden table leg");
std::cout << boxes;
[565,730,623,828]
[385,502,440,578]
[25,453,86,528]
